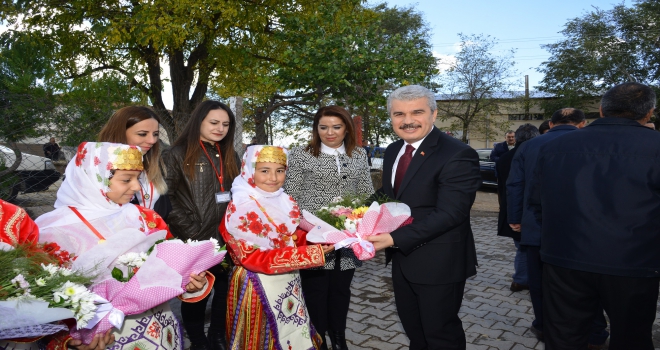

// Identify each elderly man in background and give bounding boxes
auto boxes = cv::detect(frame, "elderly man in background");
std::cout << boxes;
[367,85,481,349]
[495,124,539,294]
[489,130,515,162]
[530,82,660,349]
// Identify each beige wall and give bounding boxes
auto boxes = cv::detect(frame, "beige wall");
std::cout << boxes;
[434,98,600,149]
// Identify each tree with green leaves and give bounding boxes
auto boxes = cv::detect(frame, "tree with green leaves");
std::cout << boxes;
[2,0,356,139]
[228,2,438,145]
[436,33,517,144]
[537,0,660,114]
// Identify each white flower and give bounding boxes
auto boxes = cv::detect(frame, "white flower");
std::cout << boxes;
[11,274,30,289]
[344,218,358,232]
[331,196,343,203]
[117,252,148,268]
[208,238,221,252]
[53,281,87,302]
[41,263,60,277]
[35,278,46,286]
[186,238,198,244]
[58,267,73,276]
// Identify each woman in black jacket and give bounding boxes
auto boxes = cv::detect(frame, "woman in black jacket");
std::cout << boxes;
[164,100,240,350]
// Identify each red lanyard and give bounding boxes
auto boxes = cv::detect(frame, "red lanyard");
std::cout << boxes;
[199,140,225,192]
[140,182,153,208]
[69,206,106,242]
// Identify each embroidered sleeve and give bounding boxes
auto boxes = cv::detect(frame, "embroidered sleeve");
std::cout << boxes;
[1,201,39,245]
[220,221,324,274]
[45,330,72,350]
[138,206,173,239]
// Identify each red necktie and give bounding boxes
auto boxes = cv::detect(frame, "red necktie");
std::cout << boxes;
[394,144,415,195]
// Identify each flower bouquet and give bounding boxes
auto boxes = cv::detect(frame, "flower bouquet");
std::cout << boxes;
[69,236,227,343]
[303,195,412,260]
[0,242,98,339]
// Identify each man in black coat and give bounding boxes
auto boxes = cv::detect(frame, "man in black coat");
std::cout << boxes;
[367,85,481,349]
[506,108,589,341]
[489,130,515,162]
[495,124,539,293]
[530,82,660,349]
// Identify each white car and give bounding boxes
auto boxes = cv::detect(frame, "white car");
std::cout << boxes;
[0,145,61,201]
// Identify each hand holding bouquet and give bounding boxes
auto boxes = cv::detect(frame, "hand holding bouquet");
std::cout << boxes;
[303,195,412,260]
[0,242,98,339]
[70,237,227,343]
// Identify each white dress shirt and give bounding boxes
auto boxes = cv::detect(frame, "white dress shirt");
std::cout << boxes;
[391,128,434,187]
[320,142,346,174]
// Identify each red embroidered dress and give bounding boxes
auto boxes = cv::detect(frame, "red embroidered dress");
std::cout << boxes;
[221,146,325,350]
[0,199,38,246]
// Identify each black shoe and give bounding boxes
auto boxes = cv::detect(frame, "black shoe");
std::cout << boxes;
[510,282,529,292]
[318,332,329,350]
[528,326,544,341]
[208,331,227,350]
[327,330,348,350]
[189,340,211,350]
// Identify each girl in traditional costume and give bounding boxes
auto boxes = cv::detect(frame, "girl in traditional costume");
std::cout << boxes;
[285,106,373,350]
[35,142,210,350]
[220,145,332,350]
[98,106,169,217]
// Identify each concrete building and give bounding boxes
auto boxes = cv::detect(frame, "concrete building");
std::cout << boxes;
[433,91,601,149]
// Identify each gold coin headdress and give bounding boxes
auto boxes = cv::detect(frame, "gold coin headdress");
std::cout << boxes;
[110,146,144,171]
[256,146,287,166]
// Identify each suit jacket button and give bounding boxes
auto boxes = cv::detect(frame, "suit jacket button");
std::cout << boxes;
[342,175,347,179]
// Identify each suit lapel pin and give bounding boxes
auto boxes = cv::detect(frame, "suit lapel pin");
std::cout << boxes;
[421,151,425,156]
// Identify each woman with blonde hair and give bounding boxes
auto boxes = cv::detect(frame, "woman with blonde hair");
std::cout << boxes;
[98,106,168,215]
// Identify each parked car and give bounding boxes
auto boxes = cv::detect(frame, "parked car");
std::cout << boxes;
[0,145,61,202]
[476,148,497,188]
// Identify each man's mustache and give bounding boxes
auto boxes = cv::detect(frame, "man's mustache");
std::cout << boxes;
[399,123,421,130]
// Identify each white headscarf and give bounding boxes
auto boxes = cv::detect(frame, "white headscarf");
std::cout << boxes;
[224,145,301,250]
[37,142,159,269]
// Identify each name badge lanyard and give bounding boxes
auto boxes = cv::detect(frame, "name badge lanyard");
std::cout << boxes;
[199,140,225,192]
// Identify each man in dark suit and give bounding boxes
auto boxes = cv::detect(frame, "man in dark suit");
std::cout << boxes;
[495,124,539,293]
[367,85,481,349]
[530,82,660,349]
[506,108,587,341]
[489,130,515,162]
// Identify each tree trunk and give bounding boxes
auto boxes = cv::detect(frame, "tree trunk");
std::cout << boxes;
[230,96,245,157]
[462,122,469,144]
[0,142,22,177]
[254,108,269,144]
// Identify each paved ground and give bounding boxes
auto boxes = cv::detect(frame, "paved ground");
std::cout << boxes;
[171,214,660,349]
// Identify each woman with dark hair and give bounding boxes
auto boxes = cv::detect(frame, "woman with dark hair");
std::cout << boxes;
[98,106,169,215]
[164,100,240,350]
[285,105,373,350]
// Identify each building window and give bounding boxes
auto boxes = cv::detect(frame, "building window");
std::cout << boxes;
[508,114,544,121]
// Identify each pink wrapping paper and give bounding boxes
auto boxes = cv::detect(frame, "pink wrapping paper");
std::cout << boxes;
[303,202,412,260]
[70,239,226,342]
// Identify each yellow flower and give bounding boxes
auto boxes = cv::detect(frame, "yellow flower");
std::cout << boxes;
[352,206,369,217]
